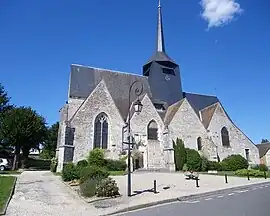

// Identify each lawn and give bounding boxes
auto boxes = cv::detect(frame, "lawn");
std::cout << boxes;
[0,176,16,213]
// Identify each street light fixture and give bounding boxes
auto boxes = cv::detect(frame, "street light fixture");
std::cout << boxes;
[127,80,143,197]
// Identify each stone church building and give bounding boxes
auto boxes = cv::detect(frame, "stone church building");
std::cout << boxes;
[56,2,259,172]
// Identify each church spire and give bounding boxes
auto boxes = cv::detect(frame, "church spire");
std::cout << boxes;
[157,0,165,53]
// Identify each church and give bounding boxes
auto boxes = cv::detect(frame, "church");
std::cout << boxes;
[56,1,260,172]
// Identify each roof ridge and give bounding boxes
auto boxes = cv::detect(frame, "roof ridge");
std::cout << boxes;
[184,92,217,98]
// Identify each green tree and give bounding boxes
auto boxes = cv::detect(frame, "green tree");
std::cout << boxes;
[185,148,202,171]
[0,107,47,169]
[173,138,186,171]
[261,139,269,143]
[40,122,59,159]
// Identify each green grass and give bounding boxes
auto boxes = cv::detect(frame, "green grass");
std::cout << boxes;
[0,170,21,175]
[0,176,16,213]
[200,170,270,178]
[109,170,126,176]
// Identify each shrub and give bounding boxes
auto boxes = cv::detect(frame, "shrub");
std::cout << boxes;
[235,169,267,178]
[62,163,79,182]
[50,157,58,173]
[186,148,202,171]
[80,165,109,183]
[77,160,88,168]
[88,149,106,167]
[221,155,248,171]
[96,177,120,197]
[80,178,98,197]
[182,163,188,172]
[25,158,51,170]
[259,164,268,171]
[208,161,222,171]
[105,159,127,171]
[173,138,186,171]
[201,156,209,172]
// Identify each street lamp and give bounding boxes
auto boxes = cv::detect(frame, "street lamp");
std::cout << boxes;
[127,80,143,197]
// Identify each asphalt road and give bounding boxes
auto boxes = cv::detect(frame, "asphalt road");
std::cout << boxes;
[120,183,270,216]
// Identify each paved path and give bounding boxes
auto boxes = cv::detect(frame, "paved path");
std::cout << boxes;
[6,171,97,216]
[120,182,270,216]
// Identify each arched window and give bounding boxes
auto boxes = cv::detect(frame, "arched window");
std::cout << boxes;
[221,127,230,147]
[197,137,202,151]
[93,113,108,149]
[147,120,158,140]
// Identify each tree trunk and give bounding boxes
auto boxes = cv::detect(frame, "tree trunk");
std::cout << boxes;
[22,147,30,169]
[12,145,20,170]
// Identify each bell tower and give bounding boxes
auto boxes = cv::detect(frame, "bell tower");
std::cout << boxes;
[143,0,183,105]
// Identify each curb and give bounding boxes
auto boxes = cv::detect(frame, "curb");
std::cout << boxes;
[0,176,17,215]
[104,181,270,216]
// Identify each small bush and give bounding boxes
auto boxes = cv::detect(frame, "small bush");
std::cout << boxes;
[259,164,268,171]
[88,149,106,167]
[221,155,248,171]
[235,169,267,178]
[105,159,127,171]
[182,163,188,172]
[201,156,209,172]
[96,177,120,197]
[173,138,186,171]
[80,178,98,197]
[77,160,88,168]
[186,148,202,171]
[25,158,51,170]
[50,157,58,173]
[208,161,222,171]
[80,165,109,183]
[62,163,79,182]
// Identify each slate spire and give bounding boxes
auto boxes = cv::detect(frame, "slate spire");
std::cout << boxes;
[157,0,165,53]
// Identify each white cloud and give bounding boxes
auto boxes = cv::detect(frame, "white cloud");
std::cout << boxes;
[200,0,243,29]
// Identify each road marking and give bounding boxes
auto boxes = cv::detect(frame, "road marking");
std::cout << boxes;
[182,200,200,204]
[259,186,264,189]
[217,195,224,198]
[228,193,234,196]
[205,197,213,201]
[236,189,249,193]
[265,186,268,188]
[252,188,257,191]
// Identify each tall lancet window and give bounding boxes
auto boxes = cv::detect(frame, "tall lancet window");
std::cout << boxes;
[93,113,108,149]
[197,137,202,151]
[221,127,230,147]
[147,120,158,140]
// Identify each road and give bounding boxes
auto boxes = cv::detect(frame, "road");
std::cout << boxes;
[119,183,270,216]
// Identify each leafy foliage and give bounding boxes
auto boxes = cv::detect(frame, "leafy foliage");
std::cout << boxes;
[79,165,109,183]
[105,159,127,171]
[221,154,249,171]
[235,169,268,178]
[173,138,186,171]
[77,160,88,168]
[50,157,58,172]
[208,161,222,171]
[185,148,202,171]
[201,156,209,172]
[96,177,120,197]
[88,149,106,167]
[62,163,79,182]
[80,178,98,197]
[40,122,59,159]
[0,106,47,169]
[253,164,268,172]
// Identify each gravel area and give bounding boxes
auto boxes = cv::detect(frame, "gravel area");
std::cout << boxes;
[5,171,99,216]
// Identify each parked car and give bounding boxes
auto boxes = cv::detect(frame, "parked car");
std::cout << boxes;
[0,158,12,171]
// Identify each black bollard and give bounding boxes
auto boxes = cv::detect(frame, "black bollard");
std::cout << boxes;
[264,171,267,179]
[196,177,199,188]
[153,180,157,193]
[247,170,250,181]
[225,173,228,184]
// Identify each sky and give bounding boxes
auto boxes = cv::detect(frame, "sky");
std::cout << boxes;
[0,0,269,144]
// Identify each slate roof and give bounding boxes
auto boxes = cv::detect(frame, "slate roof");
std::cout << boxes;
[69,64,152,120]
[164,99,185,126]
[200,103,218,129]
[256,143,270,158]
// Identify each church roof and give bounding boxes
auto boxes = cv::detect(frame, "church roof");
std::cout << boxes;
[69,64,152,120]
[200,103,218,129]
[256,142,270,158]
[164,99,185,126]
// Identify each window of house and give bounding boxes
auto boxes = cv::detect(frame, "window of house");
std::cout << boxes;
[197,137,202,151]
[93,113,108,149]
[221,127,230,147]
[147,120,158,140]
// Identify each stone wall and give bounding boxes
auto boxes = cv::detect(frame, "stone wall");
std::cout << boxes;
[207,103,260,165]
[70,80,125,163]
[265,150,270,168]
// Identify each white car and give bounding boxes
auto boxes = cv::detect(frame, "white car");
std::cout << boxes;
[0,158,12,171]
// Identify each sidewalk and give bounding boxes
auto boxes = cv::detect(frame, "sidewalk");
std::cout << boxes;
[5,171,270,216]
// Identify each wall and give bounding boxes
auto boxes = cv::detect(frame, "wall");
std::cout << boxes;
[207,103,260,165]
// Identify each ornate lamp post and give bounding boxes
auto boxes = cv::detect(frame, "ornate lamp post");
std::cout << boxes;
[127,80,143,197]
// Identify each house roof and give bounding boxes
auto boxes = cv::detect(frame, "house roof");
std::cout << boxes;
[256,143,270,158]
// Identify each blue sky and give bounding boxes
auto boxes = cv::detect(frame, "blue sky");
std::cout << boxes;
[0,0,269,143]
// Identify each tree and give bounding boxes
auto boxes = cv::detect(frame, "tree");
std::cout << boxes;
[0,106,47,169]
[261,139,269,143]
[173,138,186,171]
[40,122,59,159]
